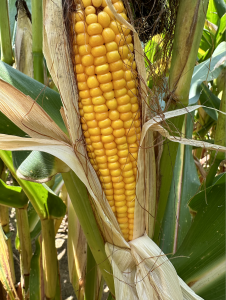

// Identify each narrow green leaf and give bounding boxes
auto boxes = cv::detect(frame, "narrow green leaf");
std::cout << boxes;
[0,179,28,208]
[214,0,226,18]
[172,175,225,299]
[216,13,226,46]
[30,238,42,300]
[84,245,97,300]
[206,0,220,26]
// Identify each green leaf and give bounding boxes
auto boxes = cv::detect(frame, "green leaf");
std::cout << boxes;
[172,174,225,299]
[29,238,42,300]
[0,151,66,219]
[214,0,226,18]
[216,13,226,46]
[206,0,220,26]
[199,83,221,121]
[189,42,226,105]
[0,61,67,134]
[159,113,200,254]
[12,150,69,183]
[0,179,28,208]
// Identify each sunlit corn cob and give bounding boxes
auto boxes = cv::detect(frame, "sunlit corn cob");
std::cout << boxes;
[70,0,141,241]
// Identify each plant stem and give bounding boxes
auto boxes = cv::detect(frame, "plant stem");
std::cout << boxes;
[41,218,58,299]
[0,0,14,65]
[16,207,32,292]
[84,245,97,300]
[32,0,44,83]
[153,0,209,244]
[62,171,115,295]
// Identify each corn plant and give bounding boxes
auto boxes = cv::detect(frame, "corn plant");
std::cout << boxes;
[0,0,225,299]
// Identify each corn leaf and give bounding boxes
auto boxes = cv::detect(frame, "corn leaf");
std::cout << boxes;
[159,113,200,254]
[29,238,42,300]
[189,42,226,105]
[0,179,28,208]
[172,174,226,299]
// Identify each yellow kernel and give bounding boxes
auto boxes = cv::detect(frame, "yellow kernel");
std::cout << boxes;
[92,0,102,7]
[88,127,101,135]
[77,73,87,82]
[125,182,136,190]
[108,155,118,163]
[85,6,96,15]
[119,12,128,21]
[115,200,126,207]
[98,163,108,169]
[118,149,129,157]
[105,189,114,195]
[90,87,103,98]
[124,70,136,81]
[90,135,101,142]
[78,81,89,91]
[118,217,128,223]
[93,141,105,150]
[115,34,132,46]
[100,175,111,183]
[73,44,79,54]
[91,45,106,57]
[79,90,90,99]
[110,21,121,34]
[131,103,139,113]
[99,169,109,177]
[128,213,134,219]
[116,206,127,213]
[127,134,137,144]
[94,55,107,66]
[82,0,92,7]
[75,54,81,64]
[113,1,124,13]
[98,118,111,128]
[105,41,118,52]
[128,223,134,230]
[102,134,114,143]
[127,53,134,62]
[83,105,94,113]
[111,119,123,129]
[97,72,112,84]
[114,188,125,195]
[122,169,134,178]
[112,70,124,80]
[87,75,99,88]
[124,119,133,129]
[106,51,120,63]
[85,65,95,76]
[129,143,138,153]
[106,99,117,110]
[95,149,105,156]
[126,80,136,90]
[75,21,87,34]
[113,78,126,90]
[118,103,131,113]
[102,28,116,43]
[114,88,127,98]
[95,64,109,75]
[124,175,135,184]
[87,23,103,35]
[94,104,108,113]
[108,200,115,206]
[104,141,116,150]
[86,14,98,25]
[76,64,85,74]
[121,162,132,171]
[92,96,105,105]
[98,11,110,28]
[109,60,123,72]
[113,128,125,138]
[109,110,120,120]
[73,11,85,22]
[121,228,129,234]
[81,54,94,67]
[130,96,138,104]
[113,181,125,189]
[120,112,132,121]
[101,126,113,135]
[96,112,109,120]
[127,88,138,97]
[106,148,117,156]
[77,33,89,45]
[89,34,104,47]
[116,94,130,105]
[118,46,129,59]
[102,0,107,7]
[128,218,134,224]
[108,162,120,169]
[111,175,123,182]
[100,82,113,92]
[103,6,114,19]
[117,143,128,150]
[115,136,126,144]
[119,222,128,229]
[110,169,121,176]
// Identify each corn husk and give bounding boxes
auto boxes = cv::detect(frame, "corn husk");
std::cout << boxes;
[0,0,226,299]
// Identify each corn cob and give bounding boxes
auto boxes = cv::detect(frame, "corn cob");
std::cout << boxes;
[71,0,141,241]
